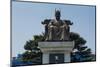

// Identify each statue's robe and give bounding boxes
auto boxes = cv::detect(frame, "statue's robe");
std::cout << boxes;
[47,19,70,41]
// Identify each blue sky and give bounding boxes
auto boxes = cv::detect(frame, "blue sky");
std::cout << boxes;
[12,1,96,57]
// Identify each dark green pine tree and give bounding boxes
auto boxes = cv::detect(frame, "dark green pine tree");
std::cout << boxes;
[21,32,95,64]
[70,32,95,62]
[21,34,45,64]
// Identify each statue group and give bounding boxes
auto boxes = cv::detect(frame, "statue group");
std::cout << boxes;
[42,10,73,41]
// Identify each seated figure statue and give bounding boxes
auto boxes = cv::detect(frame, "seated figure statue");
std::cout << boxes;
[42,10,73,41]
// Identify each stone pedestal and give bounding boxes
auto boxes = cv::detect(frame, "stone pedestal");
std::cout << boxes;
[38,41,74,64]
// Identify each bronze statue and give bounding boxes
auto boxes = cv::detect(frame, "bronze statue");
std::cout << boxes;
[42,10,73,41]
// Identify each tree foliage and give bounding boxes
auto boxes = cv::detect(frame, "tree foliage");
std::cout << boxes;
[21,32,95,63]
[22,34,43,63]
[24,40,38,51]
[70,32,86,49]
[70,32,95,62]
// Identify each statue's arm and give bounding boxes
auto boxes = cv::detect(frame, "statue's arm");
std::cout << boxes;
[41,19,51,38]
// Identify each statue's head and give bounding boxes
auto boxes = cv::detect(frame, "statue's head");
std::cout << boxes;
[55,9,61,20]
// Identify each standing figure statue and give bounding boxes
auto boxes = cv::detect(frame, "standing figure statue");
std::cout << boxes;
[42,10,73,41]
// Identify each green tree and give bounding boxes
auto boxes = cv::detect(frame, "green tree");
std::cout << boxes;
[24,40,38,51]
[70,32,86,48]
[70,32,95,62]
[22,34,43,63]
[21,32,95,63]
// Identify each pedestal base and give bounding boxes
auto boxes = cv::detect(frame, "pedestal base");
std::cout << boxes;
[38,41,74,64]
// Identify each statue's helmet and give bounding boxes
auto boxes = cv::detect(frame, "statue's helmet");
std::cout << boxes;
[55,10,61,18]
